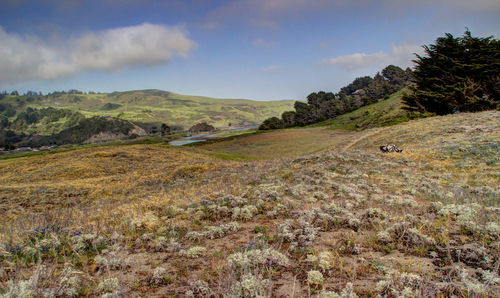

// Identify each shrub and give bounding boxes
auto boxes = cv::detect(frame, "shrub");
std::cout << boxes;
[229,273,272,297]
[97,278,120,295]
[308,270,324,286]
[277,219,319,250]
[232,205,258,221]
[180,246,206,258]
[227,247,289,272]
[151,267,169,286]
[259,117,284,130]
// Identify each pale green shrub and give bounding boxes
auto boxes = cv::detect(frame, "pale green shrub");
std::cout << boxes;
[308,270,324,285]
[227,247,289,271]
[97,277,119,295]
[232,205,258,220]
[180,246,206,258]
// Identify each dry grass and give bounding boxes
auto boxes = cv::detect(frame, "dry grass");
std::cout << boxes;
[0,145,240,241]
[0,111,498,296]
[199,127,356,159]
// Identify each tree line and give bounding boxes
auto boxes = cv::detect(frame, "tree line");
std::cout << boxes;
[260,65,412,130]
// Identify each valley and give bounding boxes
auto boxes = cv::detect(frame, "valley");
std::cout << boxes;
[0,110,498,296]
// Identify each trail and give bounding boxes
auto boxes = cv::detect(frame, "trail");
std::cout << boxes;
[342,127,389,151]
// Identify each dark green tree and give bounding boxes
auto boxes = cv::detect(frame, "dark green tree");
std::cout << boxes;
[403,30,500,115]
[281,111,296,128]
[161,123,171,136]
[259,117,284,130]
[0,115,9,129]
[293,101,316,126]
[363,73,396,102]
[382,65,413,89]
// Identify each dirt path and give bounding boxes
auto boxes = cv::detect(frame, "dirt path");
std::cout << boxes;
[342,127,388,151]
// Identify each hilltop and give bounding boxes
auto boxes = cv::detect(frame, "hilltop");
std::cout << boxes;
[0,110,498,296]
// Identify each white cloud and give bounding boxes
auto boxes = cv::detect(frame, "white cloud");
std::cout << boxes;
[325,43,424,70]
[0,23,197,83]
[263,65,283,72]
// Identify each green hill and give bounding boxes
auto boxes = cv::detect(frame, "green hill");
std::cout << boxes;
[0,89,295,132]
[317,88,414,130]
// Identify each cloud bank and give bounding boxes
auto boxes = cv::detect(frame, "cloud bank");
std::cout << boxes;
[325,43,424,70]
[0,23,197,83]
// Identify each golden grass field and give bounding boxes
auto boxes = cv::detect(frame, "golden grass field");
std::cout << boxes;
[199,127,358,159]
[0,111,498,296]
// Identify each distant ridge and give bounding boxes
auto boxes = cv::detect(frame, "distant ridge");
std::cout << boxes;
[0,89,295,132]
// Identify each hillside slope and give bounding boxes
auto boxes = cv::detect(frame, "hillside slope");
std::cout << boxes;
[0,111,498,296]
[1,90,295,130]
[317,88,413,130]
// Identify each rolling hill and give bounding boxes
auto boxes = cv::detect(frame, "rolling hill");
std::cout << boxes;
[1,89,295,131]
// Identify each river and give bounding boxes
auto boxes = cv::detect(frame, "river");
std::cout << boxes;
[168,126,257,146]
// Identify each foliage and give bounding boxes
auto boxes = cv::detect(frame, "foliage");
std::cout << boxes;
[403,30,500,115]
[189,122,215,133]
[258,117,284,130]
[14,107,81,126]
[160,123,170,136]
[260,65,412,130]
[317,88,421,130]
[339,76,373,96]
[0,130,25,148]
[100,103,122,111]
[50,116,134,145]
[0,103,16,117]
[0,115,9,129]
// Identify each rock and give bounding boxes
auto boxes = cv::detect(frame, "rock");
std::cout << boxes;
[380,144,403,153]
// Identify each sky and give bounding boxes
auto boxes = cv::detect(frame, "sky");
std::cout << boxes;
[0,0,499,100]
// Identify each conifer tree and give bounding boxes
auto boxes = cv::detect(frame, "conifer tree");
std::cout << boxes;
[403,30,500,115]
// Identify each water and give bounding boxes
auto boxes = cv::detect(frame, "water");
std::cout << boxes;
[168,126,257,146]
[168,139,206,146]
[182,134,210,140]
[229,126,258,131]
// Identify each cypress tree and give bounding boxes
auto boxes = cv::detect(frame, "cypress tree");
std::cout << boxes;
[403,30,500,115]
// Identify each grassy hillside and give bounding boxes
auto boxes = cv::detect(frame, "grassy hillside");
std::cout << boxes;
[317,88,413,130]
[1,90,295,131]
[0,110,498,296]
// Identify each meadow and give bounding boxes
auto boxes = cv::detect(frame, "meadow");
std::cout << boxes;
[197,89,413,159]
[0,110,498,296]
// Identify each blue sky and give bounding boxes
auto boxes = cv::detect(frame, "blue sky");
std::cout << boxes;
[0,0,499,100]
